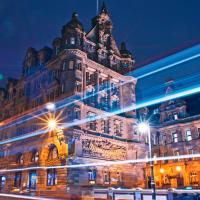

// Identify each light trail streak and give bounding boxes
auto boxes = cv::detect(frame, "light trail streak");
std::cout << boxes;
[0,153,199,173]
[0,193,59,200]
[1,44,200,131]
[1,84,200,145]
[0,80,133,131]
[130,44,200,79]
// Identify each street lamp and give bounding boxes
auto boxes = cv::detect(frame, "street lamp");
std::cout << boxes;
[138,122,156,200]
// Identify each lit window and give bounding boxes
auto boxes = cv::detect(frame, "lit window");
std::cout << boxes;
[186,130,192,141]
[172,133,178,143]
[29,170,37,189]
[174,113,178,120]
[68,61,74,70]
[0,176,6,189]
[47,169,57,186]
[14,172,21,187]
[163,175,170,184]
[88,169,96,183]
[70,37,75,45]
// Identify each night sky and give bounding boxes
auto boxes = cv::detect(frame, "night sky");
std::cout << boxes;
[0,0,200,84]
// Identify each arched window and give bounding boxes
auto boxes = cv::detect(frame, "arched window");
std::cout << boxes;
[31,150,39,163]
[48,145,58,160]
[16,153,23,164]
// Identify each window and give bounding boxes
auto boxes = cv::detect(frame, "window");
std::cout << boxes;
[114,120,122,137]
[173,113,178,120]
[174,150,180,162]
[29,170,37,189]
[116,172,121,183]
[104,171,110,183]
[198,128,200,137]
[55,47,59,55]
[163,152,168,164]
[76,82,82,92]
[16,153,23,164]
[163,175,170,185]
[31,150,39,163]
[188,149,194,161]
[76,62,82,71]
[62,61,67,70]
[102,119,109,134]
[47,169,57,186]
[172,132,178,143]
[48,145,58,160]
[87,112,96,131]
[88,169,96,183]
[70,37,75,45]
[0,176,6,189]
[68,61,74,70]
[14,172,21,187]
[186,130,192,141]
[190,172,198,185]
[0,151,4,159]
[74,107,81,120]
[61,83,65,93]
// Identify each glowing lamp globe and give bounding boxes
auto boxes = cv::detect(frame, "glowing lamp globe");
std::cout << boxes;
[48,119,57,130]
[176,166,181,172]
[160,168,165,173]
[46,102,56,111]
[138,122,149,133]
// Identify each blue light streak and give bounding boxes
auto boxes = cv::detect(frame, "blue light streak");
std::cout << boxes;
[130,44,200,79]
[1,84,200,145]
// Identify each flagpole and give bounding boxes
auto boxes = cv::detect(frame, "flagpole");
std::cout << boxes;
[96,0,99,15]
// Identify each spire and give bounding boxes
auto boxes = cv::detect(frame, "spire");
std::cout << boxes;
[120,42,132,58]
[100,2,108,14]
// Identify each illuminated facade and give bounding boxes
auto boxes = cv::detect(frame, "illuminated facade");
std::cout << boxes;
[145,89,200,189]
[0,4,146,198]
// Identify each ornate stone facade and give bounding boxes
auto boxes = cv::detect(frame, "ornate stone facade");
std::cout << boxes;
[0,4,146,199]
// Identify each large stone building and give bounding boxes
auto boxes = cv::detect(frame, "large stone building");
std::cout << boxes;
[0,4,146,199]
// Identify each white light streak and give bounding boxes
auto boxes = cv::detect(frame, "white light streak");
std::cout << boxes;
[0,193,59,200]
[0,153,199,173]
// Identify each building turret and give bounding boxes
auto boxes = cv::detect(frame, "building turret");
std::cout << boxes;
[61,12,84,50]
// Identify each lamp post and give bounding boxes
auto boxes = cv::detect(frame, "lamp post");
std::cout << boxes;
[138,122,156,200]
